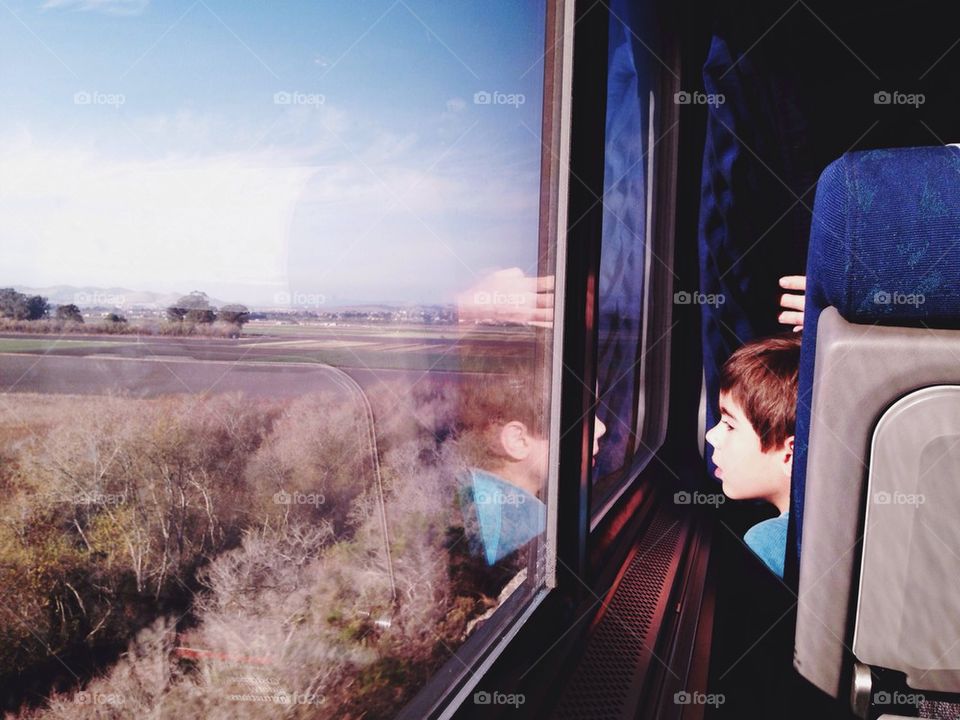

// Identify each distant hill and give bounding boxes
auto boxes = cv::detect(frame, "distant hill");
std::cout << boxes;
[9,285,456,313]
[12,285,232,309]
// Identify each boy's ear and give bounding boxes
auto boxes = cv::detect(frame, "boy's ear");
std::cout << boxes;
[781,435,795,478]
[499,421,532,461]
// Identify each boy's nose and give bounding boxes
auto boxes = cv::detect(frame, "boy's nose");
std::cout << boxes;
[704,422,721,448]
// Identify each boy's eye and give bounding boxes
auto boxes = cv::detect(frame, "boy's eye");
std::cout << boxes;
[721,420,733,430]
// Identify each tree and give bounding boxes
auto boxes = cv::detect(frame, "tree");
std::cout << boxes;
[55,304,84,323]
[169,291,216,324]
[0,289,48,320]
[105,313,127,323]
[25,295,49,320]
[218,304,250,327]
[0,288,22,319]
[186,307,216,324]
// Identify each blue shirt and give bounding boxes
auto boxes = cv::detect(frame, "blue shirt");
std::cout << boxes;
[459,468,545,565]
[744,511,789,578]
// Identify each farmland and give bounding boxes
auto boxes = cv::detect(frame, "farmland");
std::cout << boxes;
[0,323,539,398]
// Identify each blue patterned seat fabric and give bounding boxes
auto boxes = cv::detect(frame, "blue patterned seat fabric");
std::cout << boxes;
[788,145,960,578]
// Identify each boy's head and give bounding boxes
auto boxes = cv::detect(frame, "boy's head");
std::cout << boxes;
[458,366,549,494]
[457,365,607,496]
[705,333,802,511]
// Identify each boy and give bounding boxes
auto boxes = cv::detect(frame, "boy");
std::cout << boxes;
[455,367,606,565]
[705,333,801,578]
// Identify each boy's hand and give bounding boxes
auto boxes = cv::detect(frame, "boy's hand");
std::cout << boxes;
[456,268,555,328]
[778,275,805,332]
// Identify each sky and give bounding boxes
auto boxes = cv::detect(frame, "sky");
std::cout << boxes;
[0,0,547,306]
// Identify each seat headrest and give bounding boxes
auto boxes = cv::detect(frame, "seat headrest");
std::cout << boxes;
[808,145,960,327]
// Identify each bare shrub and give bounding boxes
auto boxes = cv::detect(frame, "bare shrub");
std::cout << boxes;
[4,373,528,719]
[244,392,374,537]
[18,617,179,720]
[0,318,244,337]
[0,393,279,678]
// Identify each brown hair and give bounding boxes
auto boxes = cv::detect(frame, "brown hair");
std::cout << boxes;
[456,363,547,466]
[720,333,802,452]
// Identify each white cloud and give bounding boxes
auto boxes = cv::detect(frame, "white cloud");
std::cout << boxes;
[127,105,353,161]
[42,0,149,16]
[0,123,542,304]
[0,136,313,303]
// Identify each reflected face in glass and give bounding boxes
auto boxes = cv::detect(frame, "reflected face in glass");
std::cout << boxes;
[593,415,607,466]
[496,411,606,494]
[495,421,548,497]
[704,392,792,505]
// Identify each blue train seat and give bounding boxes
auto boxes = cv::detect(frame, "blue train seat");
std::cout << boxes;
[790,145,960,711]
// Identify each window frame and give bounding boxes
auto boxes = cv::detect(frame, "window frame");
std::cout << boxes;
[394,0,577,715]
[398,0,683,713]
[445,0,708,711]
[589,1,680,529]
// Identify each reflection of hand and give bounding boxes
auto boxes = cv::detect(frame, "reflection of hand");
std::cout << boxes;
[456,267,555,328]
[778,275,805,332]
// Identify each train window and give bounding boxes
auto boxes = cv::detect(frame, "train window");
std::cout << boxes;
[591,0,675,522]
[0,1,561,717]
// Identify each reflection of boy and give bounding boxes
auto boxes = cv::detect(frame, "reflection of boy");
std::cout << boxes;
[456,371,549,565]
[454,371,607,566]
[463,469,544,565]
[446,367,607,635]
[705,333,801,578]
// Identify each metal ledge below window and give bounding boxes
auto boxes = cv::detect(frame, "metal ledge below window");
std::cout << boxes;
[550,500,702,718]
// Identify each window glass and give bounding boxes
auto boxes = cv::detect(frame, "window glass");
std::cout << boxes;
[593,0,654,508]
[0,1,553,717]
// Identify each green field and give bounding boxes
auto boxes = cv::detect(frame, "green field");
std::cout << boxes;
[240,321,533,343]
[0,327,534,373]
[0,338,121,352]
[241,322,459,339]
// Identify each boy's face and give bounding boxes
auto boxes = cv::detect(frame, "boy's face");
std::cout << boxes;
[705,391,793,507]
[497,414,606,493]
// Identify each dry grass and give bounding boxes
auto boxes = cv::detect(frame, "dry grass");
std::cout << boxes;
[1,376,525,719]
